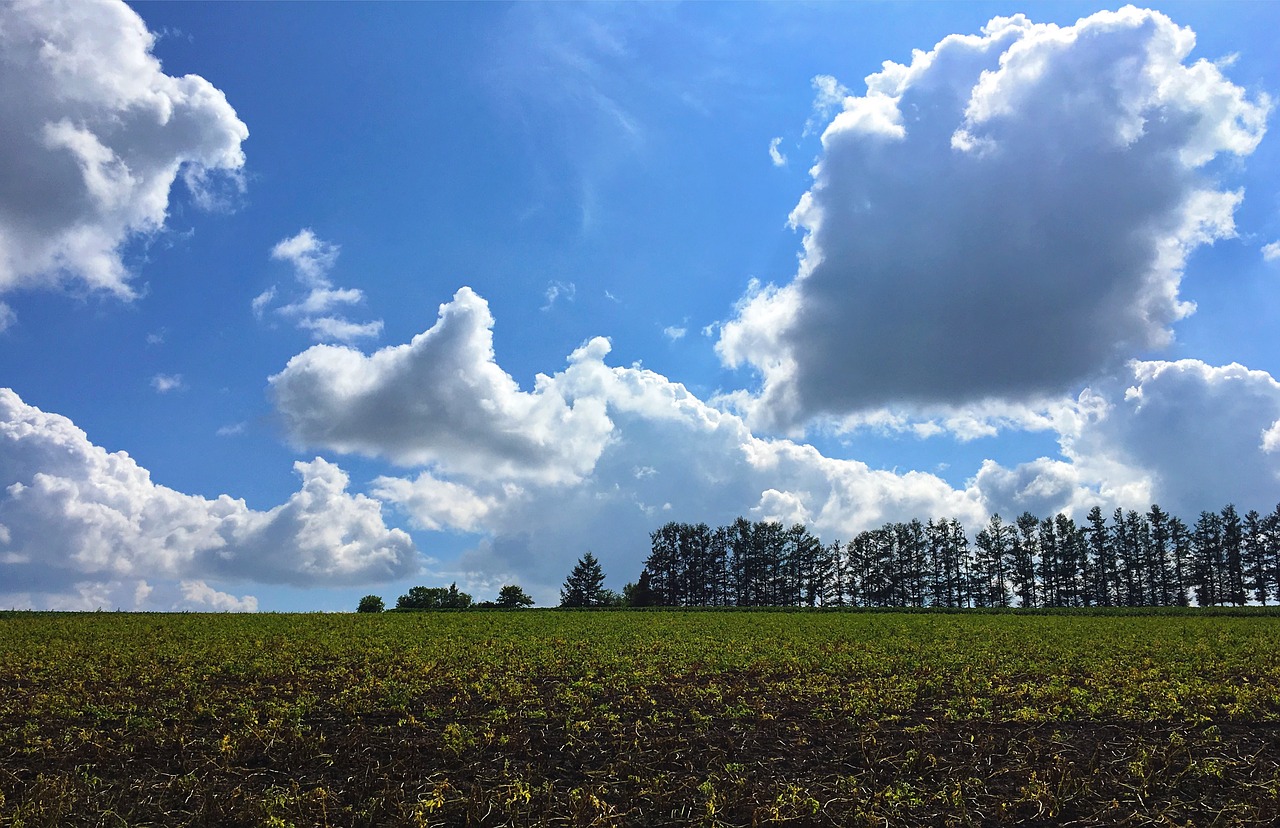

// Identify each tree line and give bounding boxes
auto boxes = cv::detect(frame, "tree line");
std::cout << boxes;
[632,503,1280,609]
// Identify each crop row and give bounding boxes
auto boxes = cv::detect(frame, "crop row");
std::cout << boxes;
[2,611,1279,826]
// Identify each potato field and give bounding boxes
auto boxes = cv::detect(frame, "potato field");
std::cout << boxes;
[3,609,1280,826]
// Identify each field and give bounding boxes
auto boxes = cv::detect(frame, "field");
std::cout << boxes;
[3,610,1280,827]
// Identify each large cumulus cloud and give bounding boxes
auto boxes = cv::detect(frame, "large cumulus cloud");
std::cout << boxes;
[272,287,990,599]
[976,359,1280,520]
[270,287,1280,602]
[717,7,1269,428]
[0,0,247,314]
[0,388,419,609]
[270,287,615,485]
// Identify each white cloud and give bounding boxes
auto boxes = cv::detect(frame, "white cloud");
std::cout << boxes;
[768,137,787,167]
[150,373,184,393]
[369,473,498,533]
[267,287,1280,603]
[256,229,382,343]
[0,0,247,306]
[216,422,246,437]
[270,229,339,286]
[0,388,420,608]
[1072,360,1280,515]
[298,316,384,342]
[662,325,687,342]
[251,287,277,320]
[1263,241,1280,262]
[179,580,257,612]
[976,360,1280,520]
[0,303,14,334]
[276,287,987,601]
[1264,420,1280,454]
[543,280,577,311]
[719,8,1270,429]
[271,288,614,484]
[805,74,851,135]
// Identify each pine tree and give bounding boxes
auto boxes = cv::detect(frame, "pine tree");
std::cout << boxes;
[974,514,1013,608]
[1192,511,1223,607]
[1243,509,1270,606]
[560,552,608,607]
[1168,516,1192,607]
[1012,512,1040,608]
[1147,505,1173,607]
[1221,505,1247,606]
[1086,506,1114,607]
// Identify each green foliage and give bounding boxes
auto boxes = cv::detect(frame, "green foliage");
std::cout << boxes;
[3,610,1280,825]
[624,570,657,607]
[356,594,384,613]
[560,552,607,607]
[495,584,534,609]
[396,582,473,610]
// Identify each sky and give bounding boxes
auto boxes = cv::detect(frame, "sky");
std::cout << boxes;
[2,1,1279,612]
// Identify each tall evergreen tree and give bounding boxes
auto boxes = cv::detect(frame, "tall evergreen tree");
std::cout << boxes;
[1221,505,1247,606]
[1168,516,1192,607]
[791,524,833,607]
[1192,511,1223,607]
[897,519,928,607]
[1086,506,1115,607]
[1269,505,1280,608]
[646,523,682,606]
[1038,514,1060,607]
[828,540,848,606]
[1147,505,1173,607]
[973,514,1013,608]
[1124,510,1152,606]
[560,552,608,607]
[1012,512,1040,608]
[1055,513,1089,607]
[1243,509,1270,606]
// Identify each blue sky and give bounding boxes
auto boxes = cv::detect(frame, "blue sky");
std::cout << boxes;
[2,1,1279,611]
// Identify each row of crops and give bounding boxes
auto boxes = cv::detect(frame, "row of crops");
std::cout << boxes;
[3,610,1280,825]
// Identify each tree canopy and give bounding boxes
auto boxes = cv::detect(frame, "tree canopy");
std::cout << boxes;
[495,584,535,609]
[396,583,473,610]
[560,552,608,607]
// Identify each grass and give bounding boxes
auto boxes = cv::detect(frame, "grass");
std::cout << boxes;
[2,609,1280,826]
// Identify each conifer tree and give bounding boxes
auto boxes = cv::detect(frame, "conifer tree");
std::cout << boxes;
[560,552,608,607]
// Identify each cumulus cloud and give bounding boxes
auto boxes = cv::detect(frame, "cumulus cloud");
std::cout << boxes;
[274,287,990,600]
[805,74,851,135]
[976,360,1280,520]
[0,0,247,304]
[718,8,1269,428]
[270,229,339,285]
[270,287,615,484]
[0,388,420,609]
[1071,360,1280,515]
[179,580,257,612]
[1263,241,1280,262]
[268,285,1280,601]
[255,229,383,343]
[662,325,687,342]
